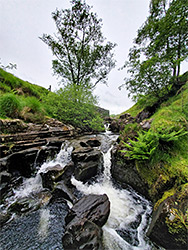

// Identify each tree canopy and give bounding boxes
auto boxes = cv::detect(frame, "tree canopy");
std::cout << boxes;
[121,0,188,100]
[41,0,116,90]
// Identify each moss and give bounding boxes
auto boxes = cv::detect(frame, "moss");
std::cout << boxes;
[165,184,188,241]
[154,188,176,210]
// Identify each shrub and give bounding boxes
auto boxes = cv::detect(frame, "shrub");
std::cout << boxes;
[43,84,104,131]
[0,93,21,118]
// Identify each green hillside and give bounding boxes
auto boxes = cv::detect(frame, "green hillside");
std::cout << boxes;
[117,75,188,244]
[0,68,104,131]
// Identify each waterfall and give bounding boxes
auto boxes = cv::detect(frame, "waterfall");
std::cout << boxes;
[71,132,153,250]
[1,133,156,250]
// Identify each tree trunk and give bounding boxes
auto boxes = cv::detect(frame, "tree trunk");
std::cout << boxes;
[176,34,181,81]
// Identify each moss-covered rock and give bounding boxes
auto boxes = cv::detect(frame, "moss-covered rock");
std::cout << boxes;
[147,184,188,249]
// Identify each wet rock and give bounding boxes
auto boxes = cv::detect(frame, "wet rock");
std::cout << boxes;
[74,161,101,182]
[0,171,12,183]
[8,190,52,214]
[111,153,150,199]
[0,182,9,200]
[62,218,103,250]
[0,212,11,227]
[2,148,39,177]
[147,185,188,250]
[62,194,110,250]
[40,162,75,190]
[52,180,76,203]
[65,194,110,227]
[116,229,139,246]
[40,164,64,190]
[86,138,101,147]
[72,148,103,182]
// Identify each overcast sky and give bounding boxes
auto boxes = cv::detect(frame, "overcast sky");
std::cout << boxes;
[0,0,150,114]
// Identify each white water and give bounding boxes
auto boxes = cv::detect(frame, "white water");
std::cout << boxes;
[12,141,73,200]
[3,133,154,249]
[72,132,153,250]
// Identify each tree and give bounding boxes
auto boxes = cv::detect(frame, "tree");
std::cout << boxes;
[44,85,104,131]
[40,0,116,90]
[121,0,188,100]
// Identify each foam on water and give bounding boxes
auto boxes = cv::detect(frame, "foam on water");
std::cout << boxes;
[71,132,153,250]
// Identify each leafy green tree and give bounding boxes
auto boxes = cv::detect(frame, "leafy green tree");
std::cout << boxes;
[121,0,188,100]
[40,0,116,90]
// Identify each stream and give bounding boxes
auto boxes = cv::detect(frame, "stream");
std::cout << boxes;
[0,130,158,250]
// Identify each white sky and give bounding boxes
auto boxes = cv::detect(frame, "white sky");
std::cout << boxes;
[0,0,151,114]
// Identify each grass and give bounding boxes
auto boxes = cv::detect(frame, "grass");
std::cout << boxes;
[120,79,188,203]
[0,68,49,98]
[0,68,105,131]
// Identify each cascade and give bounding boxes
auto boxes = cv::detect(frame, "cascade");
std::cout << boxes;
[71,131,154,250]
[0,133,158,250]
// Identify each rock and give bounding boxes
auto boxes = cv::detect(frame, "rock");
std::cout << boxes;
[86,138,101,147]
[72,148,103,182]
[116,229,139,246]
[52,180,76,203]
[0,212,11,227]
[0,171,12,200]
[109,119,120,132]
[8,190,52,214]
[62,194,110,250]
[147,185,188,250]
[119,113,132,120]
[0,182,9,200]
[74,161,101,182]
[140,119,154,130]
[6,148,39,177]
[136,104,158,123]
[111,152,150,199]
[0,171,12,183]
[0,119,28,134]
[62,218,103,250]
[40,162,75,190]
[65,194,110,227]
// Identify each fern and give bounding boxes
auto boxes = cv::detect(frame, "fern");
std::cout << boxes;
[121,128,188,161]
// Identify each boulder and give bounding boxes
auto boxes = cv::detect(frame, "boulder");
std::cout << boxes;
[72,148,103,182]
[40,164,64,190]
[62,194,110,250]
[40,161,75,190]
[65,194,110,227]
[0,171,12,183]
[147,184,188,250]
[62,218,103,250]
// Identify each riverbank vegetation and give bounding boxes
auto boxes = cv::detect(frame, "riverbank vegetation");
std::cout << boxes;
[0,68,104,131]
[118,0,188,246]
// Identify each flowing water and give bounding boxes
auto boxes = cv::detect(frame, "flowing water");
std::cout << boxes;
[0,131,158,250]
[71,131,154,250]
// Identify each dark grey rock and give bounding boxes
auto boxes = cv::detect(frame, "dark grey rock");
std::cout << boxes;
[65,194,110,227]
[62,194,110,250]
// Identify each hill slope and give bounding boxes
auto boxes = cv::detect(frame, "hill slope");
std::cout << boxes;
[111,75,188,249]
